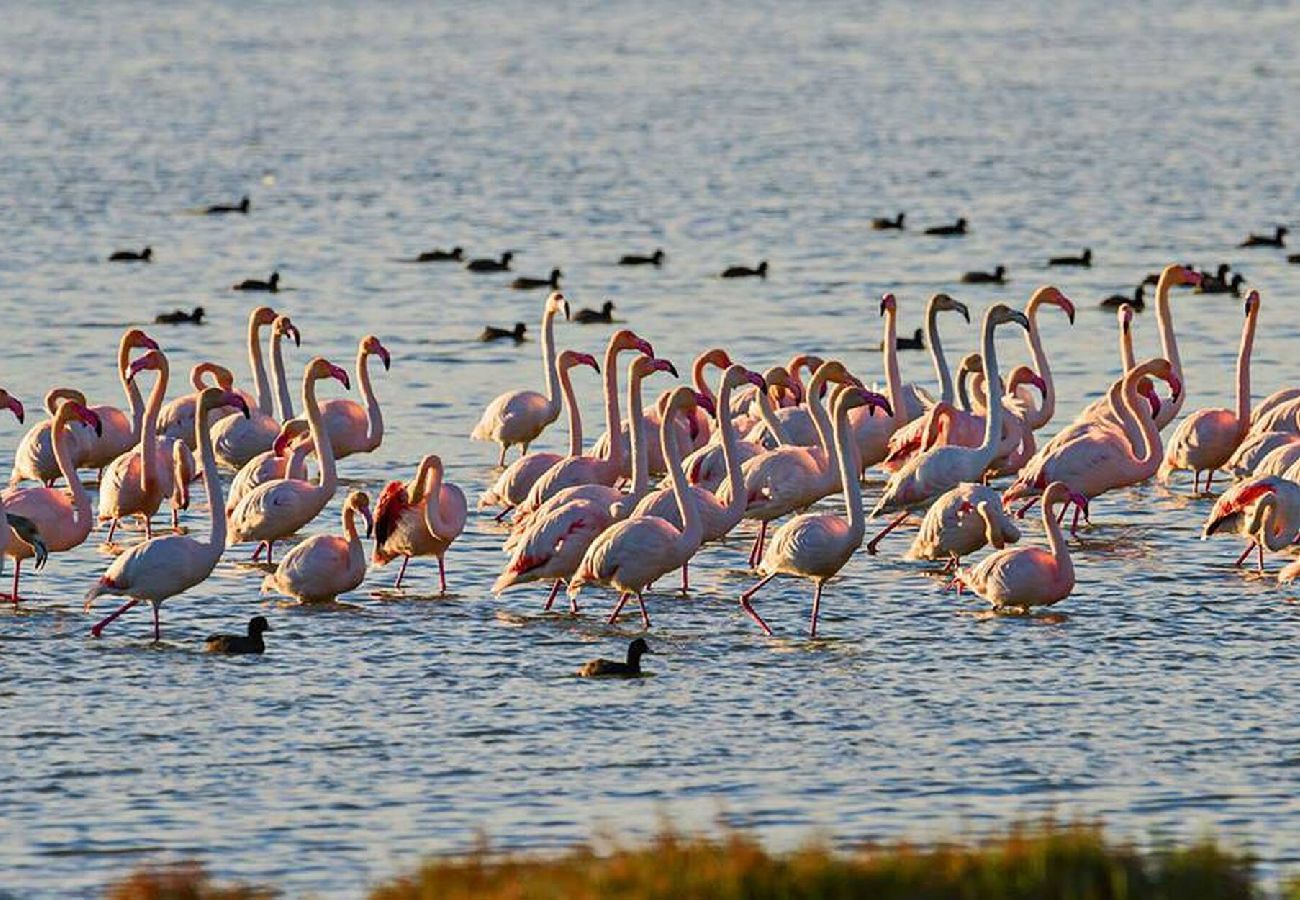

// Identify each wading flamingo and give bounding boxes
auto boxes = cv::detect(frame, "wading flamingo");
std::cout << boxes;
[471,291,570,466]
[952,481,1088,612]
[262,491,373,602]
[373,455,467,592]
[84,388,250,640]
[212,312,300,469]
[81,328,161,474]
[0,390,48,598]
[1203,476,1300,573]
[905,483,1021,571]
[9,389,94,486]
[1,400,102,602]
[882,293,971,467]
[1010,286,1075,432]
[227,358,350,565]
[685,365,796,491]
[1227,430,1300,479]
[1160,290,1260,492]
[738,386,890,637]
[287,335,390,459]
[158,362,241,449]
[225,419,312,516]
[478,351,600,519]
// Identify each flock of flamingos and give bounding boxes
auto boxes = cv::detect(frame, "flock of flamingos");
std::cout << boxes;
[3,260,1298,643]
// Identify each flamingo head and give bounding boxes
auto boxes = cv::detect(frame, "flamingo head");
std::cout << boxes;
[309,358,351,390]
[726,366,766,393]
[1205,481,1276,536]
[879,293,897,316]
[988,303,1030,332]
[1035,286,1075,324]
[700,348,732,371]
[1244,289,1261,317]
[0,390,23,423]
[127,349,167,382]
[362,335,391,370]
[68,402,103,436]
[610,329,653,358]
[1006,366,1046,399]
[663,386,699,418]
[559,350,600,374]
[545,291,570,321]
[273,418,310,455]
[348,491,374,538]
[123,328,160,353]
[1068,490,1091,520]
[762,366,799,405]
[634,356,677,381]
[812,360,858,392]
[200,389,251,419]
[274,316,301,347]
[788,353,824,380]
[838,386,892,419]
[251,306,278,328]
[1118,303,1135,332]
[932,292,970,323]
[692,391,716,417]
[1136,377,1161,419]
[1167,264,1202,288]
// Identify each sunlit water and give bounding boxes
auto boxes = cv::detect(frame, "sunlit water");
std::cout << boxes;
[2,1,1300,895]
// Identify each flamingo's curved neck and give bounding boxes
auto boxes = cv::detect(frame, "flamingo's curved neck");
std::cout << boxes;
[302,374,337,500]
[558,365,583,457]
[540,309,562,418]
[249,320,273,416]
[139,361,169,495]
[1235,304,1259,435]
[957,364,975,413]
[625,362,650,497]
[51,406,91,525]
[978,502,1006,549]
[286,439,313,481]
[806,373,835,455]
[422,463,451,537]
[343,505,361,545]
[1023,294,1054,429]
[118,338,146,440]
[1041,490,1073,586]
[195,401,226,553]
[692,355,718,407]
[270,330,294,421]
[926,299,955,405]
[754,387,791,445]
[661,404,702,548]
[1119,371,1159,466]
[1154,271,1183,427]
[1251,498,1288,552]
[716,377,745,517]
[408,456,436,506]
[976,318,1005,462]
[599,343,625,475]
[882,306,904,425]
[829,394,865,546]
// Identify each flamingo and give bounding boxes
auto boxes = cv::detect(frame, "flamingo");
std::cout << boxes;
[212,312,300,469]
[84,388,251,640]
[98,349,193,542]
[158,362,242,449]
[738,386,890,637]
[286,334,390,460]
[567,387,707,629]
[373,455,467,592]
[882,293,971,467]
[494,356,677,607]
[905,483,1021,571]
[80,328,162,474]
[952,481,1088,612]
[0,389,48,597]
[226,357,351,565]
[262,491,373,602]
[1227,430,1300,479]
[1160,290,1260,492]
[847,293,910,471]
[477,351,600,519]
[1,400,103,602]
[225,418,313,516]
[517,329,656,514]
[471,291,570,466]
[1008,286,1076,432]
[9,388,95,486]
[684,365,796,491]
[1203,476,1300,573]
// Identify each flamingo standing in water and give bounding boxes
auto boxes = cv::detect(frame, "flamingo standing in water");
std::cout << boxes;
[738,386,890,637]
[568,387,707,628]
[262,491,373,602]
[952,481,1088,612]
[158,362,242,449]
[0,389,48,597]
[471,291,570,466]
[905,483,1021,571]
[848,294,911,471]
[1,400,102,602]
[81,328,161,475]
[373,455,467,592]
[478,351,600,519]
[9,388,95,486]
[213,312,300,469]
[84,388,250,640]
[287,334,390,460]
[685,364,796,491]
[882,293,971,468]
[1160,290,1261,492]
[227,358,351,564]
[1202,476,1300,572]
[226,419,312,516]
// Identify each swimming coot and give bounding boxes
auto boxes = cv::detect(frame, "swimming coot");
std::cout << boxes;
[1288,253,1300,264]
[872,212,905,230]
[884,327,926,351]
[578,637,654,677]
[573,300,615,324]
[397,246,464,263]
[155,306,206,325]
[233,272,280,292]
[721,260,768,279]
[1197,272,1245,296]
[205,195,250,215]
[1100,285,1144,310]
[924,218,967,236]
[961,265,1006,284]
[511,268,562,290]
[619,249,665,266]
[480,322,527,343]
[1240,226,1287,248]
[466,252,514,272]
[205,616,271,654]
[1048,248,1091,267]
[109,247,152,263]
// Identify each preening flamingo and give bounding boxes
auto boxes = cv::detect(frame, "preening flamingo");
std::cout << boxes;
[226,418,312,516]
[262,491,373,602]
[0,390,47,598]
[212,312,300,469]
[738,386,891,637]
[478,351,600,518]
[471,291,570,466]
[953,481,1088,612]
[287,334,390,459]
[80,328,161,474]
[9,388,94,486]
[568,387,707,629]
[1203,476,1300,572]
[1160,290,1260,492]
[905,483,1021,570]
[1,400,102,602]
[373,455,467,592]
[84,388,250,640]
[158,362,241,449]
[227,357,350,564]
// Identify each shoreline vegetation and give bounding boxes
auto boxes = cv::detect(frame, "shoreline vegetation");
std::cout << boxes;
[101,820,1300,899]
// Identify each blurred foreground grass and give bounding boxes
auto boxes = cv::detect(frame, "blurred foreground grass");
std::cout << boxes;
[106,819,1300,899]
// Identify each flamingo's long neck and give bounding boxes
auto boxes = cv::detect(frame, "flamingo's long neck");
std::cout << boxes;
[1235,304,1258,436]
[118,338,146,440]
[1120,370,1159,467]
[957,364,975,413]
[926,299,955,405]
[343,505,361,546]
[249,320,273,416]
[831,394,866,547]
[540,309,562,420]
[976,318,1005,463]
[1119,319,1135,373]
[806,372,835,456]
[1104,376,1141,453]
[423,463,450,536]
[882,306,904,426]
[270,331,294,421]
[558,365,583,457]
[196,401,226,554]
[754,387,790,445]
[1040,489,1073,587]
[408,456,436,505]
[302,374,337,501]
[716,377,745,517]
[1154,270,1183,427]
[356,348,382,450]
[661,404,702,549]
[1252,498,1289,552]
[51,406,91,526]
[599,344,625,476]
[139,362,168,496]
[1023,295,1054,429]
[286,438,313,481]
[625,362,649,497]
[692,357,717,408]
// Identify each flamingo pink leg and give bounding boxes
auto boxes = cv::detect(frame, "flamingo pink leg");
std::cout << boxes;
[543,580,562,611]
[866,511,909,555]
[569,589,579,615]
[394,556,409,589]
[171,507,180,531]
[1257,543,1265,574]
[252,542,265,562]
[91,598,138,637]
[608,592,632,624]
[144,516,153,541]
[493,505,514,523]
[809,582,824,638]
[1015,496,1041,519]
[740,574,775,635]
[1234,541,1255,568]
[152,604,161,642]
[10,560,22,606]
[1070,504,1084,534]
[680,563,689,595]
[106,519,119,543]
[438,556,447,594]
[747,521,768,568]
[635,593,651,629]
[1205,470,1214,493]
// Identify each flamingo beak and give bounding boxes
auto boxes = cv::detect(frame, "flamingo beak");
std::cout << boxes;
[127,356,155,382]
[4,395,24,423]
[582,354,600,373]
[563,300,571,321]
[661,360,679,379]
[224,393,252,419]
[362,505,375,539]
[694,392,716,416]
[1169,375,1183,399]
[868,392,893,419]
[377,345,391,371]
[140,334,160,351]
[272,430,294,456]
[636,338,655,358]
[955,301,971,323]
[330,364,351,390]
[289,324,302,347]
[1184,270,1203,287]
[1059,296,1076,324]
[79,406,104,436]
[1030,373,1047,394]
[746,371,766,390]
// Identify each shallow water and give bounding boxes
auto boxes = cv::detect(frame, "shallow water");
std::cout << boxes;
[2,0,1300,895]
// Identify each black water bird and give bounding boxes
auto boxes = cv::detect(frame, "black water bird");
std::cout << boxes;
[397,246,463,263]
[1288,253,1300,264]
[578,638,653,677]
[109,247,152,263]
[619,249,664,266]
[466,252,513,272]
[1101,285,1144,310]
[885,328,926,351]
[204,616,271,654]
[924,218,967,236]
[721,260,767,279]
[1240,226,1287,248]
[1049,248,1091,267]
[961,265,1006,284]
[573,301,615,324]
[155,306,206,325]
[872,212,905,230]
[480,322,527,343]
[233,272,279,292]
[511,268,562,290]
[205,195,250,215]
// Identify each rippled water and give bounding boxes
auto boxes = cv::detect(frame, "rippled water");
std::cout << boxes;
[3,1,1300,895]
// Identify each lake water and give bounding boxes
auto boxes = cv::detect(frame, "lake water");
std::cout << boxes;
[2,0,1300,895]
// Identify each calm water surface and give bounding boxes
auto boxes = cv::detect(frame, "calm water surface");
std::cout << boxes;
[2,1,1300,896]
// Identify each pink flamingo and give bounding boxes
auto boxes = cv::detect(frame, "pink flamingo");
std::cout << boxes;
[478,350,600,519]
[0,389,46,596]
[517,329,656,514]
[952,481,1088,612]
[227,358,350,565]
[287,335,390,460]
[472,291,570,466]
[568,387,707,629]
[1249,441,1300,479]
[1160,290,1260,492]
[848,294,910,471]
[80,328,161,474]
[212,312,300,469]
[1008,286,1075,432]
[226,419,313,516]
[685,364,795,491]
[262,491,373,602]
[158,362,242,449]
[1,400,102,602]
[905,483,1021,571]
[84,388,250,640]
[1226,430,1300,479]
[98,350,193,542]
[373,455,467,592]
[1203,476,1300,572]
[9,388,96,486]
[738,386,890,637]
